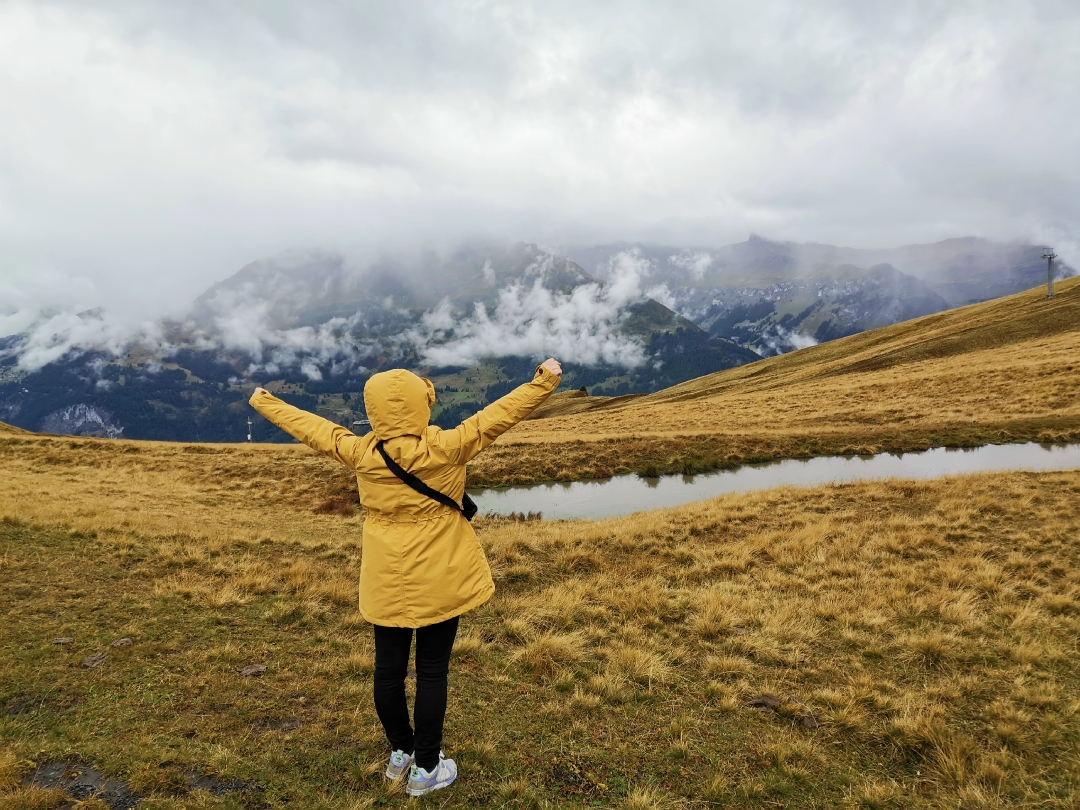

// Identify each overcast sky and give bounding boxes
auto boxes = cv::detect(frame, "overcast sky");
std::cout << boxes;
[2,0,1079,335]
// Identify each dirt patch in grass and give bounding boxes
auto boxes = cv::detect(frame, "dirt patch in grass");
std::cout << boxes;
[15,757,263,809]
[23,758,141,809]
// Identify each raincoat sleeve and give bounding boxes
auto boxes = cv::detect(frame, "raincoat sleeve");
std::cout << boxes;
[248,390,366,469]
[435,365,560,465]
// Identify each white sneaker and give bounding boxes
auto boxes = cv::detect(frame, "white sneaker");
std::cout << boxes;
[406,753,457,796]
[385,749,414,780]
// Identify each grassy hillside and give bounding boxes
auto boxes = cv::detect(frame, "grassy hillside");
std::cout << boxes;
[2,440,1079,807]
[525,388,630,421]
[467,277,1080,485]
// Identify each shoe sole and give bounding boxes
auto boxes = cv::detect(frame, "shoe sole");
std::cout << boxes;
[406,775,457,796]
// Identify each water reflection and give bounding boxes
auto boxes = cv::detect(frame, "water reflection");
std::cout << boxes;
[469,442,1080,520]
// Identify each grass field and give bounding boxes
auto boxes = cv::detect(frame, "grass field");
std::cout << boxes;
[2,464,1079,809]
[2,280,1079,808]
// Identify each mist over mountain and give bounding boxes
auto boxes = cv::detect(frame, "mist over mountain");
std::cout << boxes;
[0,235,1071,441]
[569,236,1062,300]
[0,242,756,441]
[568,236,1070,356]
[184,242,725,375]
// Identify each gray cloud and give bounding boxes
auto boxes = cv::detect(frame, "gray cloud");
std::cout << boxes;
[1,0,1079,337]
[3,248,667,376]
[413,251,662,368]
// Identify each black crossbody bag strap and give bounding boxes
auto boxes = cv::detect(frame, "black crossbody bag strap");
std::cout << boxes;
[375,440,477,521]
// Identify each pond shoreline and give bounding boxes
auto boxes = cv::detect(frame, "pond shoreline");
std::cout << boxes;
[463,416,1080,488]
[469,441,1080,520]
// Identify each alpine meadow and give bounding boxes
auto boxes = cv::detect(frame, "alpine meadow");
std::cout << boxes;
[5,3,1080,806]
[2,278,1079,808]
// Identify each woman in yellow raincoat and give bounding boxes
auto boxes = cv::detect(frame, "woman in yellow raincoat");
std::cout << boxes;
[250,359,561,796]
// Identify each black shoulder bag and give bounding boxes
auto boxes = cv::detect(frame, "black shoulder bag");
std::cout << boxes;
[375,440,478,521]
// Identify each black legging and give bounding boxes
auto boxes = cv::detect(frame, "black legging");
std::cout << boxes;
[372,615,459,771]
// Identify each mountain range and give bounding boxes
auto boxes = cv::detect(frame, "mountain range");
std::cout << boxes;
[0,236,1069,442]
[567,236,1061,355]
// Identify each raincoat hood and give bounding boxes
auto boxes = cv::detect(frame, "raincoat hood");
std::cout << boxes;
[364,369,436,440]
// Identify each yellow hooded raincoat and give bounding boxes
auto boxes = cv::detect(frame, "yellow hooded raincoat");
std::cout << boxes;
[249,365,560,627]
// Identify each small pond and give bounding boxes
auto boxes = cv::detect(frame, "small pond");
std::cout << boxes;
[468,442,1080,520]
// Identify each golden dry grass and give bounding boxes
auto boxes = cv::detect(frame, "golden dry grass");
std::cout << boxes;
[468,277,1080,484]
[525,388,631,421]
[2,428,1080,807]
[0,435,365,545]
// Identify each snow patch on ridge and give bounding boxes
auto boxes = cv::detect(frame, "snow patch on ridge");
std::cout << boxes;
[40,403,124,438]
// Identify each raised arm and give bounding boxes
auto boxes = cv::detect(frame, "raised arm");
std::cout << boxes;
[434,359,561,465]
[249,388,367,469]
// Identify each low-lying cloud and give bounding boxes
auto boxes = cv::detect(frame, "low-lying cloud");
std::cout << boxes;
[757,326,819,356]
[416,252,664,368]
[1,250,673,378]
[669,252,715,280]
[10,309,166,373]
[2,288,391,377]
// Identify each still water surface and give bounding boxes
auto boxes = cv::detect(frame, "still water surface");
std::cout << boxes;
[468,442,1080,520]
